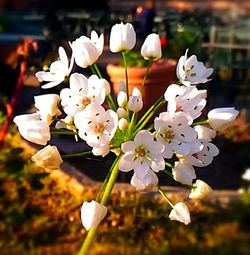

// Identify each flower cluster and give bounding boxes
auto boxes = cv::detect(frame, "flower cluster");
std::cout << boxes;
[14,22,239,251]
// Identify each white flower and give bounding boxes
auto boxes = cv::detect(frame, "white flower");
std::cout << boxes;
[193,125,216,140]
[242,168,250,182]
[117,107,127,119]
[164,84,207,120]
[74,103,118,148]
[118,118,129,130]
[130,170,158,191]
[34,94,61,125]
[92,144,110,157]
[173,161,196,186]
[71,30,104,68]
[128,87,143,112]
[13,113,50,145]
[176,49,213,86]
[141,33,162,60]
[98,78,111,96]
[208,107,239,131]
[36,46,73,89]
[81,200,107,230]
[189,179,212,199]
[60,73,105,117]
[154,112,197,158]
[31,145,63,170]
[117,91,128,108]
[183,139,219,167]
[109,22,136,52]
[169,202,191,225]
[119,130,165,179]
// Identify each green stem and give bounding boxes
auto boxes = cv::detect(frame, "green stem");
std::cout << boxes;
[93,63,102,78]
[89,65,97,75]
[77,228,97,255]
[140,60,152,90]
[96,156,120,202]
[128,112,137,138]
[77,155,122,255]
[165,162,174,169]
[107,94,117,111]
[122,51,129,98]
[135,98,166,132]
[192,119,209,126]
[163,168,173,177]
[135,95,164,129]
[61,151,92,159]
[157,186,174,208]
[50,130,77,135]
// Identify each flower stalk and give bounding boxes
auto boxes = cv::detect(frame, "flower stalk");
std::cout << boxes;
[77,155,121,255]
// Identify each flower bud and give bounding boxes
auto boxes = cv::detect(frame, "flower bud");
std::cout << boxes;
[81,200,107,230]
[194,125,216,140]
[141,33,162,60]
[173,161,196,186]
[189,179,212,199]
[118,118,129,130]
[242,168,250,182]
[130,171,158,191]
[34,94,61,125]
[92,145,110,157]
[14,113,50,145]
[117,107,127,119]
[117,91,128,108]
[169,202,191,225]
[71,31,104,68]
[109,22,136,52]
[31,145,63,170]
[128,88,143,112]
[208,107,239,131]
[100,78,111,96]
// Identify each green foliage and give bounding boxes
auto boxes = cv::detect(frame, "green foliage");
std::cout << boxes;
[120,51,149,67]
[165,23,204,60]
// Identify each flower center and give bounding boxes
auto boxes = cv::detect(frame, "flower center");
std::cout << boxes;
[135,146,147,158]
[94,123,105,134]
[163,129,174,141]
[82,97,91,107]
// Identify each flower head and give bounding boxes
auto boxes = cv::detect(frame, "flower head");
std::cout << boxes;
[60,73,105,117]
[74,104,118,148]
[141,33,162,60]
[208,107,239,131]
[164,84,207,120]
[128,87,143,112]
[242,168,250,182]
[183,139,219,167]
[14,113,50,145]
[71,31,104,68]
[169,202,191,225]
[176,49,213,86]
[154,112,197,158]
[81,200,107,230]
[109,22,136,52]
[173,161,196,186]
[34,94,61,125]
[119,130,165,179]
[36,46,73,89]
[31,145,63,170]
[130,170,159,191]
[189,179,212,199]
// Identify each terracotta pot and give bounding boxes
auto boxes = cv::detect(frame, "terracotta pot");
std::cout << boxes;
[106,59,177,111]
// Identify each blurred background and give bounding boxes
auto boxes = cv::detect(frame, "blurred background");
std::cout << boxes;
[0,1,250,254]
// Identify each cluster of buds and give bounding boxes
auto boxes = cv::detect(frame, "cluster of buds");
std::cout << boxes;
[14,22,239,237]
